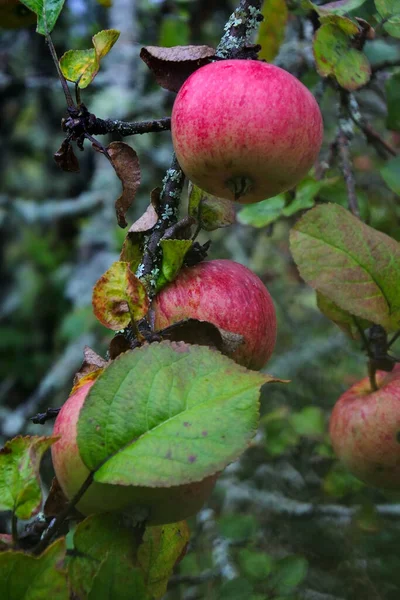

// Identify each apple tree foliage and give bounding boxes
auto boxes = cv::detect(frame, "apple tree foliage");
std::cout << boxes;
[1,0,400,597]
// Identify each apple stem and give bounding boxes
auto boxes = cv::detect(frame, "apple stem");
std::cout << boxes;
[226,176,253,201]
[32,472,94,556]
[368,361,378,392]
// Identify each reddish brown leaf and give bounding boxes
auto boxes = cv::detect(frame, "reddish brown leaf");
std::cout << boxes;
[107,142,141,228]
[54,140,80,172]
[108,334,132,360]
[140,45,215,93]
[73,346,108,388]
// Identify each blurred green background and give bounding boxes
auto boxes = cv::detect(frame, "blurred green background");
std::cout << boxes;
[1,0,400,598]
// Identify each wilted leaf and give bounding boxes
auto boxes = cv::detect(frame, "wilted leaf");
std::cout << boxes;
[380,155,400,195]
[92,261,149,330]
[68,514,141,599]
[43,478,70,518]
[0,435,58,519]
[237,195,286,228]
[108,334,132,360]
[159,318,244,356]
[317,292,371,339]
[0,538,68,599]
[313,23,371,90]
[59,29,120,88]
[19,0,65,34]
[188,183,235,231]
[107,142,141,228]
[138,521,190,599]
[77,341,274,487]
[257,0,288,62]
[73,346,107,389]
[156,239,193,291]
[290,203,400,331]
[129,205,158,234]
[140,45,215,93]
[54,139,80,172]
[386,72,400,131]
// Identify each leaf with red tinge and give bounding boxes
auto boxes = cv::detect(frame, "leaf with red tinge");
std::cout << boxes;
[140,45,215,93]
[107,142,141,228]
[0,435,58,519]
[316,292,372,339]
[0,538,68,599]
[138,521,190,599]
[92,261,149,330]
[54,140,80,172]
[188,183,235,231]
[290,203,400,331]
[77,341,280,488]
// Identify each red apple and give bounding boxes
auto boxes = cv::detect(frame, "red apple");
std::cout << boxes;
[51,381,217,524]
[171,60,323,204]
[152,259,276,370]
[329,365,400,489]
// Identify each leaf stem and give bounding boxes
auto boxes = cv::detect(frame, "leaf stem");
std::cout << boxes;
[45,34,74,108]
[11,513,18,545]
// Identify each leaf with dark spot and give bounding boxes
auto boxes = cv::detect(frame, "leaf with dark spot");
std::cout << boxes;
[140,45,215,93]
[54,140,80,172]
[107,142,141,228]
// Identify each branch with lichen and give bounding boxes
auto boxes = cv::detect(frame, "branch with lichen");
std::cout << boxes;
[136,0,264,299]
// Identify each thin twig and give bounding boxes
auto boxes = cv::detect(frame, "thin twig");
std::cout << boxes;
[31,408,60,425]
[45,35,74,108]
[347,94,397,158]
[32,472,94,556]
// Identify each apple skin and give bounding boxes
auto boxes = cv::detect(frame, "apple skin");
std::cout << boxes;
[51,381,217,525]
[152,259,277,370]
[171,60,323,204]
[329,365,400,489]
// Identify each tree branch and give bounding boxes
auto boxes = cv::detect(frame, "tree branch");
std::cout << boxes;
[87,116,171,137]
[338,93,360,218]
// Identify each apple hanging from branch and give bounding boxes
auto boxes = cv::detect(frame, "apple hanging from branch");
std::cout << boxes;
[329,364,400,489]
[171,60,323,204]
[152,259,277,370]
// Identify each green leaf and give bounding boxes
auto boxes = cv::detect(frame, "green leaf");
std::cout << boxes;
[60,29,120,88]
[304,0,367,15]
[219,578,254,599]
[156,239,193,291]
[385,73,400,131]
[319,14,359,35]
[19,0,65,34]
[375,0,398,19]
[270,556,308,593]
[218,514,258,541]
[380,155,400,195]
[138,521,190,599]
[384,15,400,38]
[88,552,149,600]
[188,183,235,232]
[92,261,149,330]
[68,514,140,600]
[0,538,68,599]
[238,548,273,581]
[290,407,325,437]
[77,342,271,487]
[0,435,57,519]
[290,203,400,331]
[257,0,288,62]
[316,292,371,339]
[282,178,321,217]
[237,195,286,228]
[313,23,371,90]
